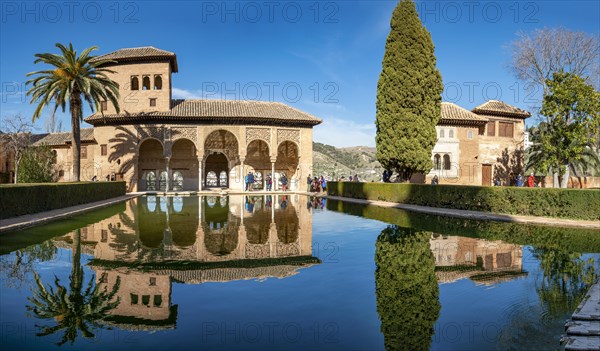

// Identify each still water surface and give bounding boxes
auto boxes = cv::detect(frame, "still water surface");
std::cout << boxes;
[0,195,598,350]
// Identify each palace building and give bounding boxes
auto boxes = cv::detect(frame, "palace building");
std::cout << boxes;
[426,100,531,186]
[33,47,322,192]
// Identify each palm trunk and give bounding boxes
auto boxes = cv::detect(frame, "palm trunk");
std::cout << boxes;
[560,165,570,188]
[70,94,82,182]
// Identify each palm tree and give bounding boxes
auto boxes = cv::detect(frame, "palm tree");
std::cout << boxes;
[26,43,120,181]
[26,229,121,345]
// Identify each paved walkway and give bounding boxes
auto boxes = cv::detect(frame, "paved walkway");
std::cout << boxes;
[0,194,140,234]
[562,281,600,351]
[324,195,600,229]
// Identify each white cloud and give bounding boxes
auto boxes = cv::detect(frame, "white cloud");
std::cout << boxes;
[313,117,376,147]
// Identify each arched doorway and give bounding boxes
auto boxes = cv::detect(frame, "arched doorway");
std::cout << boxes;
[138,139,165,191]
[171,138,198,191]
[275,141,300,190]
[204,130,239,189]
[246,139,271,190]
[205,153,229,188]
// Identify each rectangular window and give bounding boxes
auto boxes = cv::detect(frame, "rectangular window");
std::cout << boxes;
[100,101,107,112]
[59,170,64,177]
[487,121,496,136]
[149,277,156,286]
[467,130,474,140]
[101,144,107,156]
[130,293,138,305]
[149,98,157,107]
[81,145,87,159]
[101,229,108,242]
[439,129,445,138]
[499,122,514,138]
[142,295,150,306]
[154,295,163,307]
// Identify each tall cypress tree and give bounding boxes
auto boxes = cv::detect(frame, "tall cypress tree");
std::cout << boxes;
[376,0,443,181]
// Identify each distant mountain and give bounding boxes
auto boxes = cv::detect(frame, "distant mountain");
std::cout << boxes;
[312,142,384,182]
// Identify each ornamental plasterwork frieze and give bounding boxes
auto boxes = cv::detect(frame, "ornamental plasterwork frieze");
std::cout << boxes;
[138,126,165,142]
[172,127,198,144]
[277,129,300,145]
[246,127,271,144]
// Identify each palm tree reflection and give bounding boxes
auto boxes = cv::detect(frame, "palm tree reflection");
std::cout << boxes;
[26,229,121,345]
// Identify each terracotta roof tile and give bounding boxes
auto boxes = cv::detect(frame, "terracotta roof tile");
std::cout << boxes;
[85,99,322,126]
[441,102,488,125]
[32,128,95,146]
[93,46,178,72]
[472,100,531,118]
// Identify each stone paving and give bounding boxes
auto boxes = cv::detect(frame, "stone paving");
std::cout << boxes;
[0,194,140,234]
[324,195,600,229]
[562,282,600,351]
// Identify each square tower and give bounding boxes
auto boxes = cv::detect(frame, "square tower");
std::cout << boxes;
[93,47,178,115]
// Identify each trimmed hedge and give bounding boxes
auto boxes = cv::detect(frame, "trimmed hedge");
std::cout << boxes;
[327,182,600,221]
[0,182,126,220]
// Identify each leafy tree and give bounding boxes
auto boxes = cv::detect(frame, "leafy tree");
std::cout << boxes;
[26,43,120,182]
[17,145,57,183]
[375,225,440,350]
[526,72,600,187]
[375,0,443,182]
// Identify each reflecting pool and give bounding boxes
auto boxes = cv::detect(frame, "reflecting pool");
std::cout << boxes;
[0,195,598,350]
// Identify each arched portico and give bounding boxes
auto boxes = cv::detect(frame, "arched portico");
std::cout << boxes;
[170,138,198,191]
[138,138,166,191]
[203,130,239,189]
[275,141,300,190]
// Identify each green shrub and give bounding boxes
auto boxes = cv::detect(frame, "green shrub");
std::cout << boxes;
[327,182,600,221]
[0,182,126,219]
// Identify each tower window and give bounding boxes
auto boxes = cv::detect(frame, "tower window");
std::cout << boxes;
[154,75,162,90]
[142,76,151,90]
[150,98,157,107]
[434,154,441,170]
[131,76,139,90]
[100,101,107,111]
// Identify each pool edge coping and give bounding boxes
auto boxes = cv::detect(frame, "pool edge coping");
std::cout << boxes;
[324,195,600,229]
[0,194,141,234]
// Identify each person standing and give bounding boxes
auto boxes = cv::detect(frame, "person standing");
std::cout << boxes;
[245,172,250,191]
[281,173,288,191]
[266,173,272,191]
[527,172,535,188]
[307,174,312,192]
[516,174,523,187]
[353,174,359,182]
[320,176,327,192]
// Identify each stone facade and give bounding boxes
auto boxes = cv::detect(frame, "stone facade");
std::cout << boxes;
[33,47,321,192]
[425,101,530,186]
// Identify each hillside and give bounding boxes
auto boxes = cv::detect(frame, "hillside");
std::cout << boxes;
[312,142,384,182]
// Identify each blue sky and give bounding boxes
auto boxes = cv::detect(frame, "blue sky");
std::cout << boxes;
[1,0,598,147]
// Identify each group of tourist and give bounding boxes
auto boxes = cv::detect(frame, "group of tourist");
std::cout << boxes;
[307,175,327,193]
[338,174,360,182]
[245,172,288,192]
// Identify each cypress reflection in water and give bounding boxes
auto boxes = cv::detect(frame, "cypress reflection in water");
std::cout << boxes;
[375,225,440,351]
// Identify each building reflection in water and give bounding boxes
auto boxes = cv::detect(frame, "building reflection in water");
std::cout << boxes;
[53,195,317,331]
[430,234,526,285]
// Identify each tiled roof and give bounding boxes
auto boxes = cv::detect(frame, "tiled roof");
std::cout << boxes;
[472,100,531,118]
[32,128,95,146]
[85,99,322,126]
[93,46,178,72]
[440,102,488,125]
